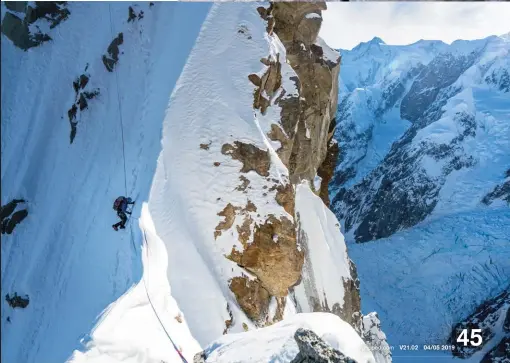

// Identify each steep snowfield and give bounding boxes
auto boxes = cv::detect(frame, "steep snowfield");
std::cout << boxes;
[69,204,201,363]
[145,2,297,344]
[201,313,376,363]
[3,2,385,362]
[1,2,211,362]
[293,183,352,318]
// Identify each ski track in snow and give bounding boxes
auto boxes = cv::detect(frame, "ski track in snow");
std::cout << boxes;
[1,2,211,363]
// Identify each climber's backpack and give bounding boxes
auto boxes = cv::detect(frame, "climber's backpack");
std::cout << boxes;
[113,197,124,211]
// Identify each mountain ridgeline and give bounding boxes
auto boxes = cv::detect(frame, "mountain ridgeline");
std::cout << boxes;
[330,35,510,243]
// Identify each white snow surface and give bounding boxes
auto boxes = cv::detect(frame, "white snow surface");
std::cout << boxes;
[146,2,299,345]
[339,37,448,94]
[202,313,376,363]
[69,204,201,363]
[293,183,352,315]
[316,36,340,64]
[1,2,210,363]
[3,2,375,362]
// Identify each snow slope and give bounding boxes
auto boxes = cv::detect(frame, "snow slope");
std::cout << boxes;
[144,2,298,344]
[3,2,387,362]
[293,183,355,325]
[1,2,211,363]
[201,312,376,363]
[69,204,201,363]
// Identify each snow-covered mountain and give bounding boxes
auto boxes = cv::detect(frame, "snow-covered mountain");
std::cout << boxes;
[330,35,510,362]
[2,2,389,363]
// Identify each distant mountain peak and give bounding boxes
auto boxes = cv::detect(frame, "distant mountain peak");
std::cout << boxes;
[500,31,510,41]
[369,36,385,45]
[350,36,385,52]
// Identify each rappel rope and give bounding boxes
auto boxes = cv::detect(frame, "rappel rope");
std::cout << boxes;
[140,228,189,363]
[108,3,128,196]
[108,5,188,362]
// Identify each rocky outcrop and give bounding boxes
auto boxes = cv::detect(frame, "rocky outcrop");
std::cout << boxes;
[215,2,343,329]
[210,3,364,340]
[291,328,357,363]
[400,52,477,123]
[67,64,100,143]
[1,199,28,235]
[5,293,29,309]
[265,2,341,185]
[362,313,392,363]
[1,2,69,50]
[482,170,510,205]
[481,336,510,363]
[102,33,124,72]
[331,51,486,243]
[450,288,509,359]
[127,6,144,23]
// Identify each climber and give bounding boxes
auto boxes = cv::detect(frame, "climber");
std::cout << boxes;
[112,196,135,231]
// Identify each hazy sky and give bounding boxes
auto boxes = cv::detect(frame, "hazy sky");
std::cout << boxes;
[320,2,510,50]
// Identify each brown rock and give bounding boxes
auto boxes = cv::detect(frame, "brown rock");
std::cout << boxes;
[262,2,341,184]
[223,303,234,334]
[213,162,221,167]
[102,33,124,72]
[200,141,211,150]
[248,74,261,87]
[316,137,339,206]
[228,215,303,297]
[274,183,295,216]
[237,214,253,247]
[272,2,326,47]
[229,276,270,322]
[214,203,239,239]
[222,141,271,177]
[235,175,250,192]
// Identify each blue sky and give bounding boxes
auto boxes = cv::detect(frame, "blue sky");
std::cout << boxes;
[320,2,510,50]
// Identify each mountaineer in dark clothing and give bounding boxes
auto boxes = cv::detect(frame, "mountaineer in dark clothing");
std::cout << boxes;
[112,196,134,231]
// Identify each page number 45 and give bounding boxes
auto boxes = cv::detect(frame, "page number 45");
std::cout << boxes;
[456,329,483,347]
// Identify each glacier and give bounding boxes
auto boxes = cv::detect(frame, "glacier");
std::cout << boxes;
[332,33,510,362]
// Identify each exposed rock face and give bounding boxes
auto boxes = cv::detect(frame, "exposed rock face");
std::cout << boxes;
[67,65,100,143]
[210,2,364,339]
[268,2,341,184]
[1,2,69,50]
[450,288,509,359]
[1,199,28,235]
[5,293,29,309]
[362,313,392,363]
[222,142,271,177]
[330,36,509,243]
[290,328,357,363]
[317,137,339,206]
[229,215,303,298]
[400,52,476,123]
[229,277,271,322]
[482,171,510,205]
[481,336,510,363]
[102,33,124,72]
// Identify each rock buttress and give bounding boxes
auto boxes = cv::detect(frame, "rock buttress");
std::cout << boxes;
[269,2,341,184]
